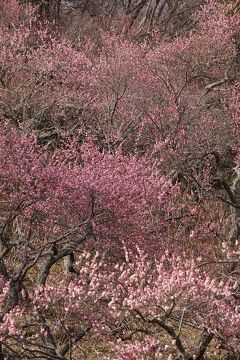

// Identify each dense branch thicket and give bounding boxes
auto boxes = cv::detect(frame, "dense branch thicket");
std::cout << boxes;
[0,0,240,359]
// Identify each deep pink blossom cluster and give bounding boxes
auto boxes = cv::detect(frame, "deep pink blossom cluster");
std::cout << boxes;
[0,127,175,252]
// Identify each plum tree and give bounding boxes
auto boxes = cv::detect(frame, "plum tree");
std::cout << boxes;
[0,0,239,359]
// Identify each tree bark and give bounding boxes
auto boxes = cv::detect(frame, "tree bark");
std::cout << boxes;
[229,165,240,243]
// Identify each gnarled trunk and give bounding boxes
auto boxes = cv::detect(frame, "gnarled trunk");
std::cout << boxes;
[229,165,240,243]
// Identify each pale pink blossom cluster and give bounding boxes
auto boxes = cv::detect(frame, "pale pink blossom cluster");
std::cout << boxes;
[0,250,239,357]
[102,250,240,358]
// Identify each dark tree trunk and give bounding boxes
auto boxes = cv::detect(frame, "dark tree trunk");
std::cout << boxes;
[39,0,61,20]
[0,344,4,360]
[229,166,240,243]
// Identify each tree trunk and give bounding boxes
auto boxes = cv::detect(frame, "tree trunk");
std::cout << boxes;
[229,165,240,243]
[29,0,61,20]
